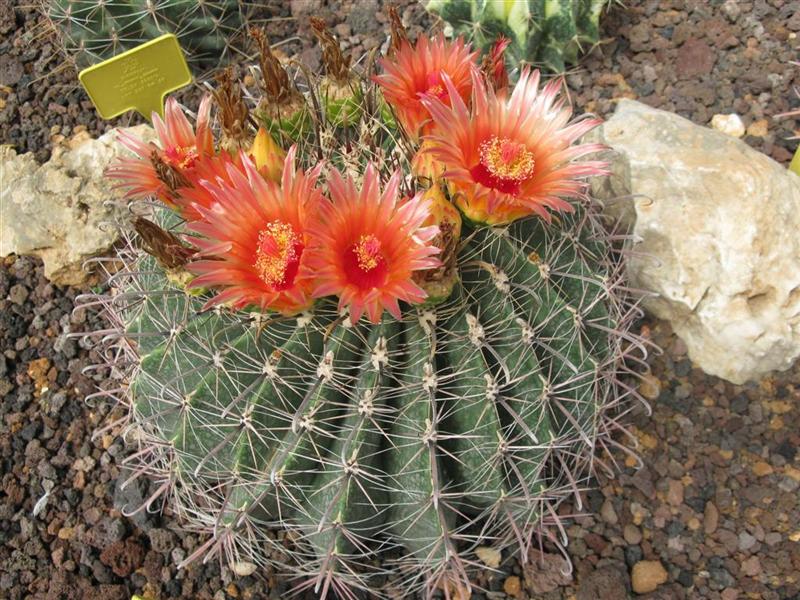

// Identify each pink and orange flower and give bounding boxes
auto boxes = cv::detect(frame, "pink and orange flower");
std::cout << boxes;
[374,34,477,141]
[174,129,286,221]
[185,147,322,314]
[108,96,214,209]
[108,96,287,222]
[421,68,607,225]
[303,165,441,323]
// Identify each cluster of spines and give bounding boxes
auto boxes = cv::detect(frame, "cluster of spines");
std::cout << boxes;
[44,0,248,71]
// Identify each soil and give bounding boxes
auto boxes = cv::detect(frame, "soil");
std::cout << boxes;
[1,1,799,599]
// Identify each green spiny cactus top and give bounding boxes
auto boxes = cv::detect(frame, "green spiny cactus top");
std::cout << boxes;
[426,0,608,72]
[46,0,247,70]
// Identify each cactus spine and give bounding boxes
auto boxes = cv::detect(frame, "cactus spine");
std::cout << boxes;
[45,0,247,71]
[426,0,608,72]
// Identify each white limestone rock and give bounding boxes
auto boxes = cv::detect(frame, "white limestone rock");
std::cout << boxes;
[591,99,800,384]
[710,113,745,138]
[1,125,156,286]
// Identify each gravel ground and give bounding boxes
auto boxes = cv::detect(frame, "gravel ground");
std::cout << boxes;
[1,1,799,599]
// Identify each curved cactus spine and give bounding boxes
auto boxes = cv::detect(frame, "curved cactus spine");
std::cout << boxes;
[44,0,248,71]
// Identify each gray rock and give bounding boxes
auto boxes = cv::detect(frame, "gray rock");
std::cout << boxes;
[8,284,28,305]
[113,466,152,532]
[738,531,756,551]
[1,126,156,286]
[591,99,800,384]
[86,517,126,550]
[148,528,177,554]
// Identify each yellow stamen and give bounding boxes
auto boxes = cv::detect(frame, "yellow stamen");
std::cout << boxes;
[255,221,301,288]
[479,136,535,182]
[354,234,382,272]
[426,83,446,98]
[166,146,199,170]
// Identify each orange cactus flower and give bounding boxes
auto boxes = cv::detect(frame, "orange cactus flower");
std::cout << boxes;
[304,165,441,323]
[176,127,287,221]
[411,140,447,184]
[374,34,477,141]
[108,95,214,209]
[421,68,607,225]
[186,147,322,314]
[170,150,241,222]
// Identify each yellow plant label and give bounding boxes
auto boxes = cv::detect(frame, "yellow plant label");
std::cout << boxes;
[790,146,800,177]
[78,34,192,121]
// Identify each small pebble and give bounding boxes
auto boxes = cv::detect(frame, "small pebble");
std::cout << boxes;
[638,372,661,400]
[631,560,668,594]
[601,498,618,525]
[475,546,501,569]
[231,561,257,577]
[623,524,643,545]
[503,575,521,597]
[711,113,745,138]
[738,531,756,552]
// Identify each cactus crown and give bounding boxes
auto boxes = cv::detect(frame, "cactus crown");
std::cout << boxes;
[81,18,648,599]
[426,0,610,73]
[44,0,248,71]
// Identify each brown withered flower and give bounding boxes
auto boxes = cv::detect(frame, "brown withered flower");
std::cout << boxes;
[309,17,351,84]
[150,150,192,201]
[133,217,195,270]
[388,5,410,55]
[212,67,252,152]
[250,27,300,106]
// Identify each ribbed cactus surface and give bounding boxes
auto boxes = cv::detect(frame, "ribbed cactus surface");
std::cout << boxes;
[46,0,247,70]
[426,0,606,72]
[108,203,629,594]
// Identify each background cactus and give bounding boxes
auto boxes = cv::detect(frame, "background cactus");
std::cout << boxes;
[78,22,648,598]
[426,0,608,73]
[44,0,248,71]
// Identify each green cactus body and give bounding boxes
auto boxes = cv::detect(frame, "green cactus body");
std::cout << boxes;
[110,200,632,593]
[45,0,247,71]
[255,104,312,143]
[426,0,607,72]
[320,79,364,129]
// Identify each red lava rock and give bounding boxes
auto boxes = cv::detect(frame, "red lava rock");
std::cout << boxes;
[584,533,609,554]
[577,563,629,600]
[741,556,762,577]
[524,551,573,594]
[676,38,717,78]
[704,501,719,534]
[99,538,145,578]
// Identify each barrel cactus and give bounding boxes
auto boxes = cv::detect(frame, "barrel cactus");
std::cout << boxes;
[86,19,646,598]
[426,0,608,73]
[44,0,248,71]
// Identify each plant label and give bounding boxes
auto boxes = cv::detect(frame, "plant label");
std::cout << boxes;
[78,34,192,121]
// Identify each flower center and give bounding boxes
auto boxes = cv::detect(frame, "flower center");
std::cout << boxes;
[164,145,199,171]
[254,221,304,291]
[343,234,389,290]
[470,136,535,195]
[423,72,448,100]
